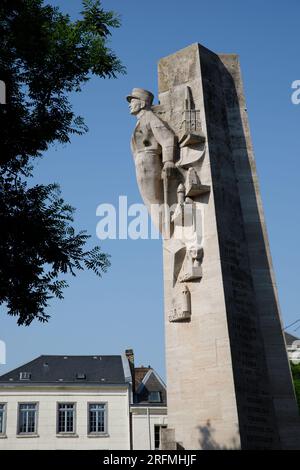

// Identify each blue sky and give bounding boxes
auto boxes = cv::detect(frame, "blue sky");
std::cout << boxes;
[1,0,300,379]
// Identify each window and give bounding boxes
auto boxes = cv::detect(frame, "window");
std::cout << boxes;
[154,424,167,450]
[19,372,31,381]
[75,373,86,380]
[0,404,6,434]
[148,391,161,403]
[18,403,37,434]
[57,403,75,433]
[88,403,107,434]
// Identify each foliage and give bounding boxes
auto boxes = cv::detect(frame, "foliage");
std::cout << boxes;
[291,363,300,412]
[0,0,124,324]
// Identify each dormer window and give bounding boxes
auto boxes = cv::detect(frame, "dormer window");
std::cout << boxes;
[19,372,31,381]
[148,391,161,403]
[75,373,86,380]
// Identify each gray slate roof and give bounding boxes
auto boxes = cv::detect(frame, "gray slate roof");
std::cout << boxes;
[284,332,300,346]
[0,355,126,385]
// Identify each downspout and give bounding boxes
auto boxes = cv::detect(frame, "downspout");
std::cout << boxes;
[147,407,152,450]
[129,402,133,450]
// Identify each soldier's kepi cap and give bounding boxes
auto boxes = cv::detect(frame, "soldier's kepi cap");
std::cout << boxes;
[126,88,154,106]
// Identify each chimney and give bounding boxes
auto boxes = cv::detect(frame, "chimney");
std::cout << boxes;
[125,349,135,393]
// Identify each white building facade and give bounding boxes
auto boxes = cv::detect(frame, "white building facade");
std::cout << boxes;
[0,352,167,450]
[131,406,167,450]
[0,386,130,449]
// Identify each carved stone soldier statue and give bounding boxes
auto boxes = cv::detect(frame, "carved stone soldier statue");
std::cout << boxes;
[127,86,207,289]
[127,88,176,219]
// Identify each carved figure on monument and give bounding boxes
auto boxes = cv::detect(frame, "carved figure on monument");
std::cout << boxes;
[127,86,210,321]
[127,88,176,229]
[177,86,206,166]
[128,44,300,450]
[171,183,203,283]
[168,283,191,323]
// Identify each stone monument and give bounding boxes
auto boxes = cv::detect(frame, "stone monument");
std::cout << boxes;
[127,43,300,450]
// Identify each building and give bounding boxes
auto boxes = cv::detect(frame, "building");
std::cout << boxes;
[132,366,167,450]
[0,350,167,450]
[284,332,300,364]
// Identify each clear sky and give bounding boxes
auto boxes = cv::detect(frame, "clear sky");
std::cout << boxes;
[1,0,300,379]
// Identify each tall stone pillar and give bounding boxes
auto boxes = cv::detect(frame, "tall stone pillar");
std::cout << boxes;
[157,44,300,450]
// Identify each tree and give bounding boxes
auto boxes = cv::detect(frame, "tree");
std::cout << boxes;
[0,0,125,325]
[291,363,300,413]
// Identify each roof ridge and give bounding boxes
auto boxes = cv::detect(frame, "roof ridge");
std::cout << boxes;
[0,355,126,384]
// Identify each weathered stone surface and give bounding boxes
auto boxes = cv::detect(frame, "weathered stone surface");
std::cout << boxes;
[128,44,300,450]
[157,44,300,450]
[160,427,177,450]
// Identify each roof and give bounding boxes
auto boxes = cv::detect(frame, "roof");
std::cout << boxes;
[284,332,300,346]
[134,366,151,391]
[0,355,127,385]
[133,367,167,406]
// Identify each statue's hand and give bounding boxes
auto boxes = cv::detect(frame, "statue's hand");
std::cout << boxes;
[162,161,176,179]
